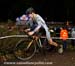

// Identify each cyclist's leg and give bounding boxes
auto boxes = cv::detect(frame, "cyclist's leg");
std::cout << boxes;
[44,27,58,47]
[45,28,63,53]
[38,27,57,47]
[41,26,63,53]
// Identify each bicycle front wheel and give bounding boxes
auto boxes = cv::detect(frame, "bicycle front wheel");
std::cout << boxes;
[14,37,36,61]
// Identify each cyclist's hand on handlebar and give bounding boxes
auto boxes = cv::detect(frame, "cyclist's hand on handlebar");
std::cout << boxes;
[28,31,34,36]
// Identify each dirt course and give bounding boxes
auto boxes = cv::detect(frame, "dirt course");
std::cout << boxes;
[1,50,75,66]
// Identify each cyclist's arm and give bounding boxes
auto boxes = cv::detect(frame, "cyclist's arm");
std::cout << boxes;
[32,16,43,33]
[33,25,41,33]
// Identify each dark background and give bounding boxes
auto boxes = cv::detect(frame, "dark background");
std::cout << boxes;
[0,0,75,22]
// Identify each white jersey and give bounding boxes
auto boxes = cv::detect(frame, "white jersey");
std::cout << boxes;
[33,14,49,32]
[33,14,51,40]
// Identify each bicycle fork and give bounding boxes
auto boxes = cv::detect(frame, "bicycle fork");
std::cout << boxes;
[26,40,34,50]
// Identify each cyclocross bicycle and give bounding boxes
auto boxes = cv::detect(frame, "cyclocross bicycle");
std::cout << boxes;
[13,33,52,61]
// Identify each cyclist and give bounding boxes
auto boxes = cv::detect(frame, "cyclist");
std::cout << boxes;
[24,7,63,53]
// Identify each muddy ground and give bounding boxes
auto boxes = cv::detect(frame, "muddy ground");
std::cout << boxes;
[0,50,75,66]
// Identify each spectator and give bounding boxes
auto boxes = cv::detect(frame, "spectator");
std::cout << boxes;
[71,28,75,48]
[60,27,68,50]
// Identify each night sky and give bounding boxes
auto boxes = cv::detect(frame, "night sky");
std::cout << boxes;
[0,0,75,22]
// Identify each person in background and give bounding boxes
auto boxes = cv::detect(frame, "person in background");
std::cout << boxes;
[16,14,30,34]
[71,28,75,49]
[60,27,68,50]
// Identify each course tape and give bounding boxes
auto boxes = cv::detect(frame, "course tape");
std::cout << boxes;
[0,35,75,40]
[0,35,75,39]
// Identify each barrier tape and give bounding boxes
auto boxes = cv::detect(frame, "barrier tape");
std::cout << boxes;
[0,35,75,40]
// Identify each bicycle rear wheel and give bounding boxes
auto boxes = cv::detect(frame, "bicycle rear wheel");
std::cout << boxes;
[13,37,36,61]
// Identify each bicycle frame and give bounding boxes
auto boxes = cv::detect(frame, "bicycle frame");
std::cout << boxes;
[26,40,34,50]
[26,36,43,51]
